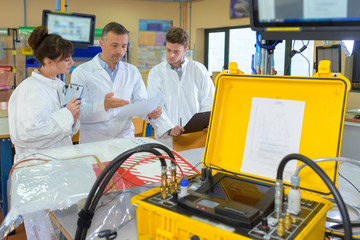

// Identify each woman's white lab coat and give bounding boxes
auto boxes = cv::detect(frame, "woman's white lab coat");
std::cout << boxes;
[71,56,148,143]
[147,57,215,139]
[8,70,79,154]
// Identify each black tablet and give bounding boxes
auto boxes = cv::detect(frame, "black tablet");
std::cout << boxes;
[183,111,211,133]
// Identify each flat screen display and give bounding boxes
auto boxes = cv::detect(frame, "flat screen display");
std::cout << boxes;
[206,177,270,207]
[42,10,96,47]
[250,0,360,40]
[255,0,360,25]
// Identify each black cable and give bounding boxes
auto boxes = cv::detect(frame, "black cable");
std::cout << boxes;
[84,144,169,211]
[75,143,175,240]
[287,40,312,76]
[276,153,352,240]
[89,148,163,213]
[84,149,136,211]
[79,143,176,239]
[76,148,137,240]
[78,150,138,240]
[339,172,360,195]
[325,229,360,240]
[142,143,176,164]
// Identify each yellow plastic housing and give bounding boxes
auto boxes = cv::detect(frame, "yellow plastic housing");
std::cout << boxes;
[132,62,349,239]
[131,187,332,240]
[205,65,350,195]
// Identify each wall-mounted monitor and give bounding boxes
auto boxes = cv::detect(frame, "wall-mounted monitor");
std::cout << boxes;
[42,10,96,48]
[315,45,341,73]
[250,0,360,40]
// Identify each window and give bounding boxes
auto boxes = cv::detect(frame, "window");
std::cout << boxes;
[229,28,256,74]
[205,26,314,77]
[208,32,225,76]
[290,40,314,77]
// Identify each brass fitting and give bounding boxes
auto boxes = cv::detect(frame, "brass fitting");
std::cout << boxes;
[277,217,285,237]
[285,212,292,231]
[160,172,168,200]
[169,169,178,194]
[291,215,298,224]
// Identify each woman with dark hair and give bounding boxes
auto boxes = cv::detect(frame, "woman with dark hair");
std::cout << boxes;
[8,26,81,154]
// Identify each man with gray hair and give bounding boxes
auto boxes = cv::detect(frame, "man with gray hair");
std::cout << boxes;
[71,22,161,143]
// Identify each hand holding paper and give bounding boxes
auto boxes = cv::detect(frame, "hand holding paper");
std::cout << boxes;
[114,94,163,118]
[147,106,162,119]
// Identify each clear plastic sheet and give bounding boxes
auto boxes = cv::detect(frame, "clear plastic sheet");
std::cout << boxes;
[0,154,99,239]
[0,137,200,239]
[50,184,159,240]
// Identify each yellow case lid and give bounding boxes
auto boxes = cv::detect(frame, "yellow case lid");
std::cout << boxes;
[204,64,350,196]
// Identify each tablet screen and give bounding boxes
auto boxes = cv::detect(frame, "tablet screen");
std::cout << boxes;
[183,111,211,133]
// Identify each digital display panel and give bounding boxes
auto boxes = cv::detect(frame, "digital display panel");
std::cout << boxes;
[250,0,360,40]
[47,14,92,43]
[42,10,96,47]
[206,177,270,207]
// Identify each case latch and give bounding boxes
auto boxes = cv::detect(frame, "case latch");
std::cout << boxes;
[225,62,244,75]
[314,60,333,78]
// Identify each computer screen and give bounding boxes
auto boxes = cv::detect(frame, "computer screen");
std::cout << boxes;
[250,0,360,40]
[42,10,96,47]
[316,45,341,73]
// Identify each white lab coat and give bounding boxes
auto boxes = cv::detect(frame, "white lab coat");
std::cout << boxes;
[147,57,215,139]
[70,56,148,143]
[8,70,79,154]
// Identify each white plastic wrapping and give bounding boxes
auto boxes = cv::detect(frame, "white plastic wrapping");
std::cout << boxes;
[0,154,99,240]
[0,137,200,239]
[10,156,98,216]
[51,184,158,240]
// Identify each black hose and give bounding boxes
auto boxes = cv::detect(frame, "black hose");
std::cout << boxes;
[75,148,137,240]
[75,143,175,240]
[89,148,163,213]
[276,153,352,240]
[140,143,176,165]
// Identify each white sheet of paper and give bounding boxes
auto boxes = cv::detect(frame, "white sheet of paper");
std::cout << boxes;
[114,94,162,118]
[240,97,305,181]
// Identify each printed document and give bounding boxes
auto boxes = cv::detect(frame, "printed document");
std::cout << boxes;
[240,97,305,181]
[114,94,162,118]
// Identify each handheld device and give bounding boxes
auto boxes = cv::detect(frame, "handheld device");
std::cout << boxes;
[183,111,211,133]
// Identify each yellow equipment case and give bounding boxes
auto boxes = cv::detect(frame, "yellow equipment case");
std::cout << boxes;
[131,61,351,240]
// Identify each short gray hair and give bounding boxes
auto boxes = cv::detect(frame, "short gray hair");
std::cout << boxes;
[101,22,129,39]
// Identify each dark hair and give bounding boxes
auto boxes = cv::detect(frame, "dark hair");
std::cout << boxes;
[101,22,129,39]
[166,27,189,48]
[28,26,74,65]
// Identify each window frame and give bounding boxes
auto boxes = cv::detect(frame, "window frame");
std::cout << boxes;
[204,26,314,77]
